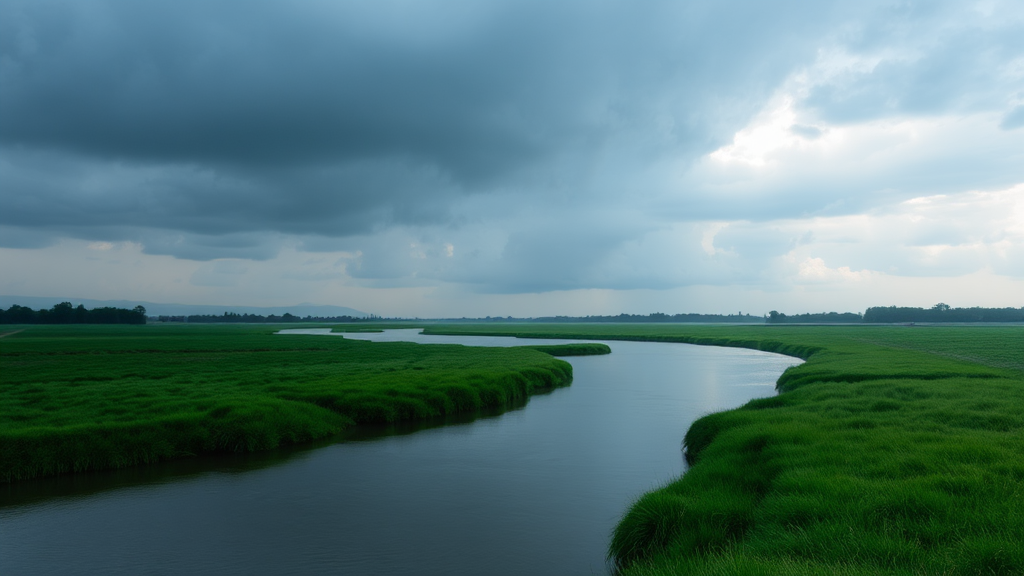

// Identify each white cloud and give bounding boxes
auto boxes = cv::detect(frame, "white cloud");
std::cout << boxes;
[795,257,876,283]
[679,110,1024,224]
[699,223,729,256]
[709,98,839,166]
[761,183,1024,280]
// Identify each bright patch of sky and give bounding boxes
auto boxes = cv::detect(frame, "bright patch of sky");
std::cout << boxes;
[1,0,1022,316]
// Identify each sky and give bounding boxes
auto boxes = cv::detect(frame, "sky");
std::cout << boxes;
[2,0,1023,317]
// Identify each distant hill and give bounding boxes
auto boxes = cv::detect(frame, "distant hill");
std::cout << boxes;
[0,296,368,318]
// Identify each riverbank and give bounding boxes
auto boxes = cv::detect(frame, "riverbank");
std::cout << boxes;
[423,324,1024,575]
[0,325,607,482]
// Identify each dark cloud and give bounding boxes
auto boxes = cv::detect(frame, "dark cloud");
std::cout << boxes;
[0,147,461,238]
[0,225,58,249]
[2,0,1023,295]
[139,231,284,261]
[802,5,1024,123]
[2,1,794,173]
[1,1,832,249]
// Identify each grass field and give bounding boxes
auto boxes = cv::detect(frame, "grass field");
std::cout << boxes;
[0,324,607,482]
[6,322,1023,574]
[423,324,1024,576]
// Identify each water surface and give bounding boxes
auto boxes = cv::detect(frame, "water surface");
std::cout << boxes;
[0,329,799,575]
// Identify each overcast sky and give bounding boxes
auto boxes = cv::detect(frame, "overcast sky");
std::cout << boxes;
[2,0,1023,317]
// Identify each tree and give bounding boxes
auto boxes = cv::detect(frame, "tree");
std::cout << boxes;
[4,305,37,323]
[50,302,75,324]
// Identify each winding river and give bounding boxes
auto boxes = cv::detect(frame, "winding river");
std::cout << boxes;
[0,329,799,575]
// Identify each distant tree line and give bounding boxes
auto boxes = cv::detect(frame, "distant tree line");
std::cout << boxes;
[532,312,761,323]
[765,304,1024,324]
[0,302,147,325]
[863,304,1024,323]
[766,311,863,324]
[161,312,379,323]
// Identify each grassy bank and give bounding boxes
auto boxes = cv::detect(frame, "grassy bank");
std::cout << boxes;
[424,324,1024,575]
[0,324,607,482]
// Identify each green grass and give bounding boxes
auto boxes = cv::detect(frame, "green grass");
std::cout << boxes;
[7,321,1023,573]
[518,342,612,356]
[0,324,604,482]
[423,323,1024,576]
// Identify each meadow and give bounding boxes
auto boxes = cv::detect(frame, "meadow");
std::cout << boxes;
[423,324,1024,576]
[5,322,1023,574]
[0,324,607,482]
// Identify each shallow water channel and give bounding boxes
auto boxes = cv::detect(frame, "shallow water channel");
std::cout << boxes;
[0,329,799,575]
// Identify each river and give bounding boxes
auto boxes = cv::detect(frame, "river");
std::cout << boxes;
[0,329,799,575]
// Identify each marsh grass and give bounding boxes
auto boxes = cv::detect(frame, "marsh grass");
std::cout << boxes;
[424,324,1024,575]
[517,342,611,356]
[0,324,593,482]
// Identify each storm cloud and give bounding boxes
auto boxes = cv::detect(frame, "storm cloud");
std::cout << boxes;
[2,0,1023,308]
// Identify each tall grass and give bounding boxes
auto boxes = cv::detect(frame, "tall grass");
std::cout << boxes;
[425,323,1024,575]
[0,325,602,482]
